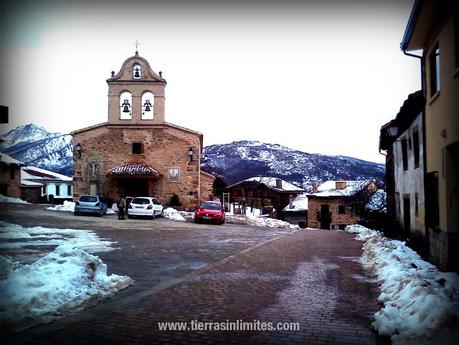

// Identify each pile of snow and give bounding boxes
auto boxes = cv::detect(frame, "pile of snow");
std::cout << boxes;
[47,201,116,215]
[47,200,75,212]
[0,244,133,330]
[0,221,116,253]
[226,214,299,229]
[0,194,28,204]
[346,224,459,345]
[365,190,387,213]
[163,208,186,222]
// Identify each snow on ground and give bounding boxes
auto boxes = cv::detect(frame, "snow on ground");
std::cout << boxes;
[47,200,75,212]
[0,244,133,331]
[346,224,459,345]
[163,207,186,221]
[0,221,116,253]
[226,214,299,229]
[47,201,116,215]
[0,194,29,204]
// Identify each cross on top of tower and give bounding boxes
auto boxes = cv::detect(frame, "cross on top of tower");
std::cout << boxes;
[134,40,140,56]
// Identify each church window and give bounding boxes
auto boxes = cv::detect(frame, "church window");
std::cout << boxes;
[132,142,143,154]
[120,91,132,119]
[132,64,142,79]
[142,92,154,120]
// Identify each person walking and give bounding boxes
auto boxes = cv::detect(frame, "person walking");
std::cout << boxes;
[118,194,126,220]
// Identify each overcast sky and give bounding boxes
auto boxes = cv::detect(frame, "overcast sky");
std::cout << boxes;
[0,0,420,163]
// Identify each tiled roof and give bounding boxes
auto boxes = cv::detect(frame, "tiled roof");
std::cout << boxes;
[106,160,160,177]
[309,180,373,197]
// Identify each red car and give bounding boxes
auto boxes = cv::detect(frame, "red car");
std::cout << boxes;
[195,201,225,225]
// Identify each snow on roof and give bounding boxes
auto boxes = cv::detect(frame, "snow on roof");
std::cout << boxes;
[106,160,160,177]
[366,189,387,213]
[283,193,308,212]
[311,180,373,197]
[21,166,72,182]
[228,176,304,193]
[0,152,23,166]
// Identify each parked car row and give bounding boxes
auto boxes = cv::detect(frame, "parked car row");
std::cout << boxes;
[74,195,164,218]
[74,195,226,225]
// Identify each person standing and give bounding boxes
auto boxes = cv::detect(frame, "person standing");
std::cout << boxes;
[118,194,126,220]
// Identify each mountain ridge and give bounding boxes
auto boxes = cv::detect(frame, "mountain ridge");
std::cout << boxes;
[0,124,385,188]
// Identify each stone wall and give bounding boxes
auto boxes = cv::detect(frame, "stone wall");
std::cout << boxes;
[308,197,360,230]
[0,166,21,198]
[73,124,213,210]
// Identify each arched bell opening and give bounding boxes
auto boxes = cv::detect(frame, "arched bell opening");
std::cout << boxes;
[141,91,154,120]
[119,91,132,119]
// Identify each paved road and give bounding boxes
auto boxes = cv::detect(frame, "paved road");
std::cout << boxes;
[1,204,382,345]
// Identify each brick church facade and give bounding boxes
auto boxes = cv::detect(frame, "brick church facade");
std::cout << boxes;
[71,53,215,210]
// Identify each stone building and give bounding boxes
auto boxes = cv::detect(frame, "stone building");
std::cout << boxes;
[71,53,215,210]
[0,151,23,198]
[396,0,458,271]
[307,180,378,230]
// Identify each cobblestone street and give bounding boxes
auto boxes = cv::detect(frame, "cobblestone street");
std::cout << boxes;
[2,205,382,345]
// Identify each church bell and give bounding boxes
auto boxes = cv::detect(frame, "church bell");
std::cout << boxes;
[122,99,130,112]
[143,100,152,112]
[134,67,140,78]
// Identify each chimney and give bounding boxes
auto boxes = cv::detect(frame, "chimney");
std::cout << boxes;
[289,195,293,209]
[336,181,347,190]
[312,182,318,193]
[276,178,283,189]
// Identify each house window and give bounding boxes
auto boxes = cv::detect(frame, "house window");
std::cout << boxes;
[67,185,72,196]
[338,205,345,214]
[56,185,60,196]
[455,5,459,68]
[132,142,143,154]
[42,185,46,195]
[413,128,420,169]
[0,184,7,195]
[401,138,408,171]
[415,193,419,217]
[429,44,440,97]
[10,166,15,180]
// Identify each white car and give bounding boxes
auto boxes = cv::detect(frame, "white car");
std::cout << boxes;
[127,197,164,219]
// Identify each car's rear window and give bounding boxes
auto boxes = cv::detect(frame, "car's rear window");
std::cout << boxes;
[80,196,97,202]
[132,198,151,205]
[200,202,221,210]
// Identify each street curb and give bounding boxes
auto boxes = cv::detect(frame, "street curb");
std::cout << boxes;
[4,231,296,345]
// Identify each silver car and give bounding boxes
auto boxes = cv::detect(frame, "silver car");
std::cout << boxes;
[127,197,163,219]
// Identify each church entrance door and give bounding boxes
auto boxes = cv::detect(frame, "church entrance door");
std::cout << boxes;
[118,178,149,197]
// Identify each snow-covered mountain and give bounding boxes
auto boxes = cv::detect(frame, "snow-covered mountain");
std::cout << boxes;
[0,124,73,176]
[0,124,385,188]
[202,141,385,189]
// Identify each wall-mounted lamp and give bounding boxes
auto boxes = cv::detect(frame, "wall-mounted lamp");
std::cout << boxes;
[75,143,82,158]
[387,126,398,137]
[188,147,194,161]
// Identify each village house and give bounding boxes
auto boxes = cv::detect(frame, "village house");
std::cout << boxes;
[71,52,215,210]
[307,180,378,230]
[21,166,73,204]
[383,0,458,271]
[282,193,308,228]
[226,176,304,216]
[380,91,425,248]
[0,151,23,198]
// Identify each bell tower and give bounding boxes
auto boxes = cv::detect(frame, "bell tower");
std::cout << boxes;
[107,53,167,125]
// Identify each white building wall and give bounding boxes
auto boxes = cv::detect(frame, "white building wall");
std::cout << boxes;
[393,113,425,240]
[43,182,73,198]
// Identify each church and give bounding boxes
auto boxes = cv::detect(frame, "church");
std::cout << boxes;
[71,52,215,210]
